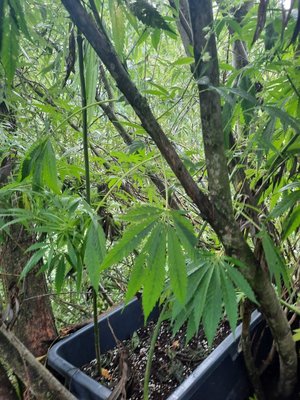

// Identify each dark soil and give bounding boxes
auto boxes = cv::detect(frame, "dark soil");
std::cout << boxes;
[81,319,231,399]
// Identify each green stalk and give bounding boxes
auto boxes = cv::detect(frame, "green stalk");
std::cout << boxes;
[143,303,168,400]
[77,30,101,376]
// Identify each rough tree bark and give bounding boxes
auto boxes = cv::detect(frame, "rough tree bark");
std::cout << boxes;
[60,0,297,397]
[0,170,57,357]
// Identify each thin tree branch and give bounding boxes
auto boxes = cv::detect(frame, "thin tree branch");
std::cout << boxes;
[0,325,76,400]
[60,0,213,224]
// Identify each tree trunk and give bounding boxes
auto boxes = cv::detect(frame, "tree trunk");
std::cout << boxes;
[0,225,57,357]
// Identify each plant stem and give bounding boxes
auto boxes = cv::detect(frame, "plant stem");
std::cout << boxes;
[77,30,101,375]
[143,303,168,400]
[77,32,90,205]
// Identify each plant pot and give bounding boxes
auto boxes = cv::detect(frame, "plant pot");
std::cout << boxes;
[47,297,267,400]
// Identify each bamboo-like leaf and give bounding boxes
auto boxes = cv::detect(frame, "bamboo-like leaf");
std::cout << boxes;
[0,0,7,54]
[260,230,291,292]
[84,220,106,290]
[55,257,66,294]
[142,223,166,319]
[85,43,99,124]
[9,0,30,39]
[268,191,300,219]
[282,206,300,240]
[1,2,19,84]
[172,56,194,66]
[100,218,157,271]
[42,140,60,194]
[108,0,125,58]
[167,226,187,303]
[264,106,300,135]
[67,239,77,268]
[20,248,47,279]
[151,28,160,50]
[129,0,176,34]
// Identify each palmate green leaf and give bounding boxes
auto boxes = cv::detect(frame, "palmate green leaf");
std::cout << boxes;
[100,217,158,271]
[19,138,60,193]
[186,313,197,343]
[20,248,47,279]
[19,138,46,182]
[192,264,214,330]
[171,211,197,257]
[55,257,66,294]
[142,223,166,319]
[220,268,238,333]
[226,265,257,304]
[259,230,290,293]
[119,205,163,222]
[171,298,193,335]
[203,268,222,345]
[167,226,187,304]
[283,206,300,240]
[84,220,106,290]
[125,250,148,303]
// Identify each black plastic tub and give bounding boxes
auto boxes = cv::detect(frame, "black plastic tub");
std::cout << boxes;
[47,297,265,400]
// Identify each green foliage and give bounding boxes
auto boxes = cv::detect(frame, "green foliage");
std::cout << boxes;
[19,138,60,194]
[0,0,299,353]
[259,230,291,293]
[128,0,176,35]
[171,254,257,345]
[108,0,125,58]
[101,206,197,318]
[0,0,20,85]
[84,218,106,290]
[167,226,187,304]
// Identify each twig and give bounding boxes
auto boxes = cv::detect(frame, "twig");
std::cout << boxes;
[107,318,131,400]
